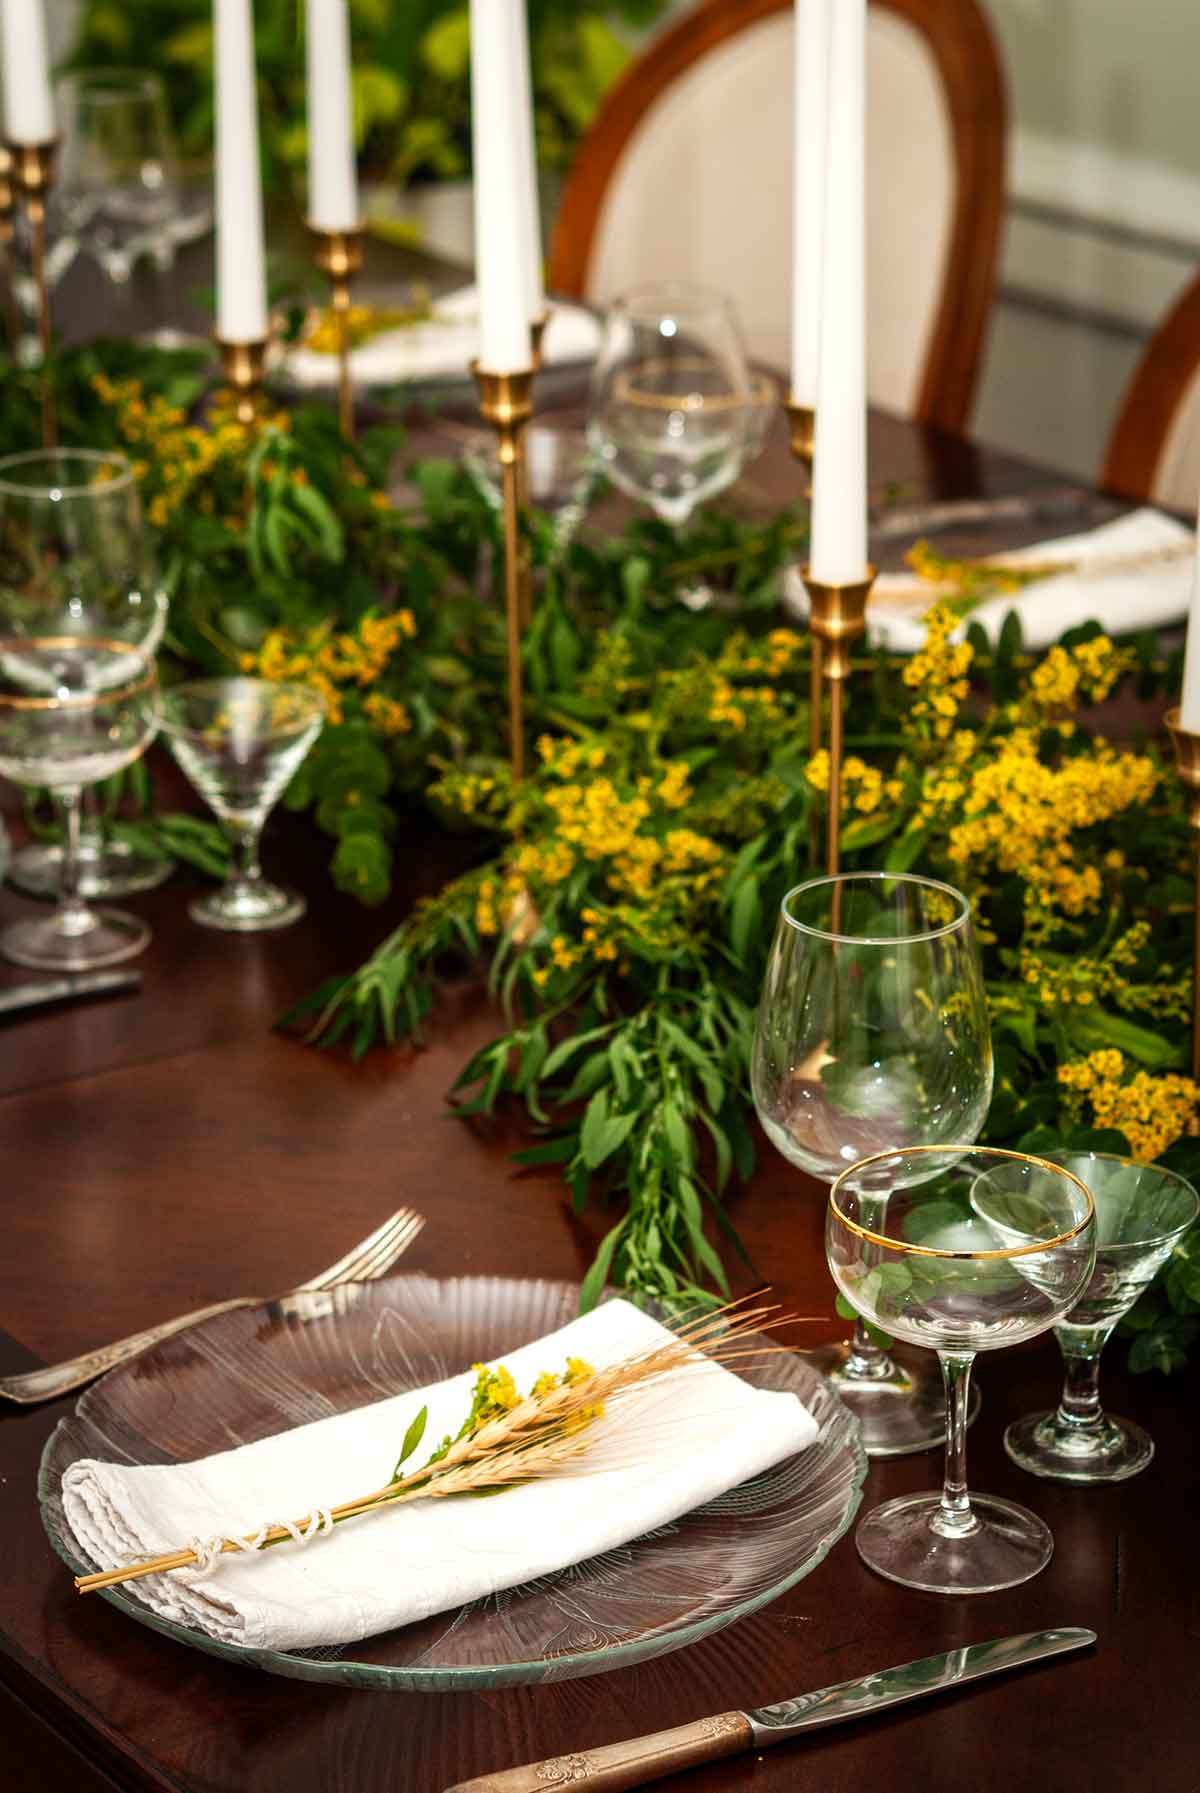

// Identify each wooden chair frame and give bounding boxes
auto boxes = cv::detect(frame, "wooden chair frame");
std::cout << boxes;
[1103,272,1200,502]
[548,0,1007,433]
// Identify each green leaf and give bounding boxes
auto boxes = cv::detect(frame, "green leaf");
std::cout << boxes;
[392,1404,428,1479]
[420,9,470,79]
[580,1088,636,1169]
[579,1218,626,1311]
[1066,1007,1181,1068]
[728,875,761,962]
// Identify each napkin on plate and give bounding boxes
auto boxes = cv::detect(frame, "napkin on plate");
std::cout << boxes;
[283,284,602,391]
[785,506,1193,652]
[61,1298,818,1652]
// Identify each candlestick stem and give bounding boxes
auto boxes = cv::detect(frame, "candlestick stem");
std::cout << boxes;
[473,363,535,781]
[215,336,269,427]
[6,138,59,448]
[309,225,364,441]
[1166,708,1200,1102]
[804,567,875,877]
[0,149,22,347]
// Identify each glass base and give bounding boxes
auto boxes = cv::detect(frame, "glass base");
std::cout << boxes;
[1,908,150,971]
[856,1491,1053,1594]
[189,880,306,933]
[1005,1408,1154,1484]
[8,836,174,899]
[809,1339,981,1457]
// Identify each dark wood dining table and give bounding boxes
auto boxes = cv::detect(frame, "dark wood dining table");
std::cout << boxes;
[0,243,1196,1793]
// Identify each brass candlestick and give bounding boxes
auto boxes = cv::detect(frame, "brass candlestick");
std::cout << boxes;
[472,362,535,781]
[6,137,60,447]
[309,224,365,440]
[785,399,820,860]
[0,146,21,346]
[215,336,269,427]
[803,567,875,877]
[513,311,550,627]
[1166,707,1200,1092]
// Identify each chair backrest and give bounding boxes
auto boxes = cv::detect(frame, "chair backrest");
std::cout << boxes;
[1103,274,1200,510]
[549,0,1006,433]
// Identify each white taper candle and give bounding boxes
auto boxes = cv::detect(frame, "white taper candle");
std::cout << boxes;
[1180,500,1200,731]
[790,0,831,406]
[1,0,54,143]
[809,0,867,585]
[306,0,358,232]
[508,0,544,322]
[470,0,532,372]
[215,0,269,342]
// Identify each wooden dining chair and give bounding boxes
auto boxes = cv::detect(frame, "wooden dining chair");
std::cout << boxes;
[1103,273,1200,510]
[548,0,1007,433]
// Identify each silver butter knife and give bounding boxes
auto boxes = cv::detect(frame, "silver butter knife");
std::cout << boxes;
[443,1627,1095,1792]
[0,969,142,1018]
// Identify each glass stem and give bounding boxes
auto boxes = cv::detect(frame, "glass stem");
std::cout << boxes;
[226,821,264,894]
[931,1352,978,1539]
[78,784,105,855]
[55,788,95,938]
[844,1318,895,1381]
[1055,1328,1109,1435]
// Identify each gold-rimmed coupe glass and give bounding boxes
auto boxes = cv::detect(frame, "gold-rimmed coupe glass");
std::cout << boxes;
[0,641,160,969]
[829,1146,1096,1594]
[751,872,993,1455]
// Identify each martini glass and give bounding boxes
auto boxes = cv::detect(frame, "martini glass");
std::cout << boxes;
[158,679,325,931]
[976,1151,1198,1483]
[751,873,993,1455]
[0,449,171,898]
[829,1145,1096,1593]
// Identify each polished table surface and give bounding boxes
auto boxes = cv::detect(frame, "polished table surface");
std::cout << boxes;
[1,264,1196,1792]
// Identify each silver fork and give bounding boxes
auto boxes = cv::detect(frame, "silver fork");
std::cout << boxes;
[0,1207,426,1406]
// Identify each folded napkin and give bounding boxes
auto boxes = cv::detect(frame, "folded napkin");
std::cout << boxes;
[284,284,601,391]
[784,506,1193,652]
[61,1298,817,1652]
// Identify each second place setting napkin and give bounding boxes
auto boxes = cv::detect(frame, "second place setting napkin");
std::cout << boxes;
[61,1298,818,1652]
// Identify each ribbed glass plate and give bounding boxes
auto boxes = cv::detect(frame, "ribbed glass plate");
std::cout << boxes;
[39,1275,865,1690]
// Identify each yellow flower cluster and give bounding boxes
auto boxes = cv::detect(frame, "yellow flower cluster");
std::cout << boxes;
[91,373,290,531]
[708,677,780,732]
[242,610,416,727]
[901,604,973,739]
[1028,637,1132,715]
[715,627,805,681]
[1057,1050,1197,1160]
[946,730,1159,912]
[804,752,890,814]
[536,735,607,777]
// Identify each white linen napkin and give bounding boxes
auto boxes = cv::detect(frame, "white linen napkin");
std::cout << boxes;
[61,1298,818,1652]
[784,506,1193,652]
[284,284,601,391]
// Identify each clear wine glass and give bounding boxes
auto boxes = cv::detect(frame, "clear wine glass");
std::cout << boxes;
[0,449,172,899]
[588,283,752,528]
[0,641,159,968]
[977,1151,1199,1483]
[157,679,326,932]
[829,1146,1095,1593]
[55,71,181,289]
[463,421,601,560]
[751,873,993,1455]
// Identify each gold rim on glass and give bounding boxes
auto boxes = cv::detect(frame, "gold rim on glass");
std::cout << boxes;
[781,871,972,948]
[829,1144,1096,1259]
[612,358,748,414]
[0,638,157,709]
[0,449,135,499]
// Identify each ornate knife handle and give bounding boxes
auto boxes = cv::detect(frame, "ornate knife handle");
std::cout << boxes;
[443,1713,752,1792]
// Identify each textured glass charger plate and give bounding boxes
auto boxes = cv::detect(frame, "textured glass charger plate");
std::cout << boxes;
[40,1274,865,1691]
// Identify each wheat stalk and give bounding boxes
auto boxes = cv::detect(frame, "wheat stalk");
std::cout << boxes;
[74,1297,804,1595]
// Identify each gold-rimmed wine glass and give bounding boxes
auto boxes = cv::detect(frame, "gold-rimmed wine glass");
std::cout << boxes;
[751,872,993,1455]
[0,640,159,969]
[829,1146,1096,1594]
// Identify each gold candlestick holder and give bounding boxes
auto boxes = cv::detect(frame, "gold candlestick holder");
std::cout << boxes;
[803,567,875,877]
[785,399,820,860]
[1166,706,1200,1094]
[0,146,20,344]
[472,362,535,781]
[309,224,365,440]
[215,336,269,427]
[6,137,60,447]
